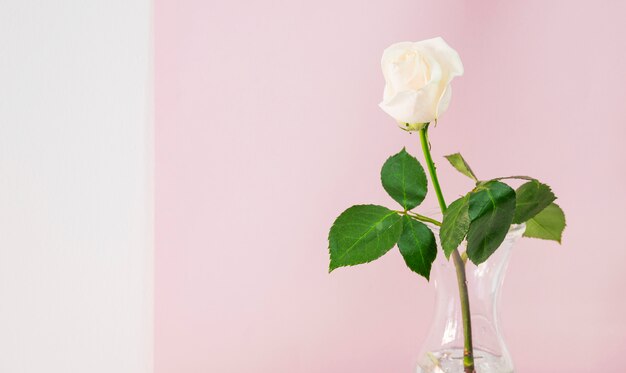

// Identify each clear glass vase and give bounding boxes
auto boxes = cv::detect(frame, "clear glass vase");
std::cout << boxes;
[415,224,525,373]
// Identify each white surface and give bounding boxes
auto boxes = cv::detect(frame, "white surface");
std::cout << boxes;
[0,1,152,372]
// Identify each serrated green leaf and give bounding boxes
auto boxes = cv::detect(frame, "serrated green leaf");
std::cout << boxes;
[445,153,478,181]
[381,148,428,210]
[328,205,403,272]
[513,180,556,224]
[397,216,437,280]
[440,195,470,259]
[466,181,516,265]
[523,203,566,243]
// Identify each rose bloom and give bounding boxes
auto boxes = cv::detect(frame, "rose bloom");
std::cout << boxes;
[379,37,464,130]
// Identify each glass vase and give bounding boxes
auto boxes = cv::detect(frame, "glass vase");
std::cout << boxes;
[415,224,525,373]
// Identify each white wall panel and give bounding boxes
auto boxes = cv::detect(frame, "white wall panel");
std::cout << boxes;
[0,1,152,372]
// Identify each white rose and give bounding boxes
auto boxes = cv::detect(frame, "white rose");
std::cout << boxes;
[379,37,464,131]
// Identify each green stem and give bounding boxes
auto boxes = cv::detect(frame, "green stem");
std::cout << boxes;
[419,125,475,373]
[396,211,442,226]
[452,250,474,373]
[492,175,536,182]
[418,128,447,213]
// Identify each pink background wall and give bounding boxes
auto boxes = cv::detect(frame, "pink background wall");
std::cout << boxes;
[156,1,626,372]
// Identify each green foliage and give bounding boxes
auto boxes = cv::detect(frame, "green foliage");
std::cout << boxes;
[523,203,566,243]
[513,180,556,224]
[327,147,566,278]
[440,195,470,259]
[381,148,428,210]
[397,216,437,280]
[466,181,516,265]
[445,153,478,181]
[328,205,403,272]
